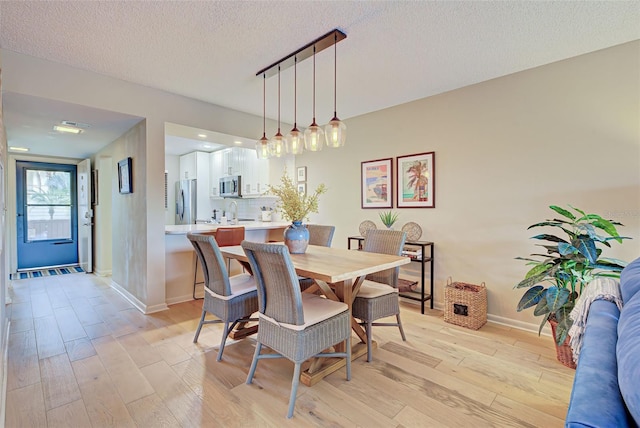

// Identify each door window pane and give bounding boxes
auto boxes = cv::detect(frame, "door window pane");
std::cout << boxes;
[25,169,72,241]
[27,206,71,240]
[26,170,71,205]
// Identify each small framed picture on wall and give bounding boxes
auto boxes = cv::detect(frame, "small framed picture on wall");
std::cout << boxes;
[118,157,133,194]
[297,182,306,195]
[361,158,393,209]
[297,166,307,182]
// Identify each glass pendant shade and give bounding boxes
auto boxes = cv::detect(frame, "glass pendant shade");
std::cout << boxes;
[286,128,304,155]
[324,117,347,148]
[269,132,286,158]
[304,123,324,152]
[256,135,270,159]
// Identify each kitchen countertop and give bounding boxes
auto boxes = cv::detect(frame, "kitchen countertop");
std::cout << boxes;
[165,221,290,235]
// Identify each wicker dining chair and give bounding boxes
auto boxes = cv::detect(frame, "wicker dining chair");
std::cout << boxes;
[307,224,335,247]
[192,227,247,300]
[299,225,336,291]
[352,229,407,362]
[242,240,351,419]
[187,232,258,362]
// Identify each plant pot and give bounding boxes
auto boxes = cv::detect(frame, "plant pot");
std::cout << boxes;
[284,221,309,254]
[548,318,577,369]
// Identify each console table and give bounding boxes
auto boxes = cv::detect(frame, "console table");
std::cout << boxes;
[348,236,434,314]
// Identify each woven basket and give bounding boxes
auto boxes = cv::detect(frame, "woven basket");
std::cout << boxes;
[548,318,577,369]
[444,278,487,330]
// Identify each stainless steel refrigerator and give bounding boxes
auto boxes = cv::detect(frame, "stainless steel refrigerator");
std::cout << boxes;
[175,179,197,224]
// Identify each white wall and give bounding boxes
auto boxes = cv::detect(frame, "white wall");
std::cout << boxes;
[298,40,640,332]
[164,154,179,225]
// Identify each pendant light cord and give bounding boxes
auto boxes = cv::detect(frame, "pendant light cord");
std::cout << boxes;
[262,73,266,137]
[312,45,316,123]
[294,56,297,128]
[277,65,281,133]
[333,33,337,117]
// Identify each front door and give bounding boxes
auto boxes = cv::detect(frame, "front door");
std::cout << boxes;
[16,161,78,270]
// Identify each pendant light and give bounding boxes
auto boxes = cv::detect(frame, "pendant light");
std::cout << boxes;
[269,65,286,158]
[324,32,346,148]
[286,56,304,155]
[255,73,270,159]
[304,45,324,152]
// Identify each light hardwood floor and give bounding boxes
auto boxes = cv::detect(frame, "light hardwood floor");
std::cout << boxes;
[5,273,573,427]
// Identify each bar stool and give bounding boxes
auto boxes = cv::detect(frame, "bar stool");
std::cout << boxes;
[193,227,245,300]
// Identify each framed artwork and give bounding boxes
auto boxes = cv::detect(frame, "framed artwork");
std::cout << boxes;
[297,166,307,182]
[396,152,435,208]
[118,157,133,194]
[361,158,393,209]
[297,182,306,195]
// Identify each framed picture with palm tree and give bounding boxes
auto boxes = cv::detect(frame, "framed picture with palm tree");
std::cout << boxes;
[396,152,435,208]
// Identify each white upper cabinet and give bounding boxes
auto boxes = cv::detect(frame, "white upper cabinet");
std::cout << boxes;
[179,151,211,220]
[208,147,269,197]
[179,152,197,180]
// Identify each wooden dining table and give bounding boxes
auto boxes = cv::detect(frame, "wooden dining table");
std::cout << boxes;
[219,243,410,386]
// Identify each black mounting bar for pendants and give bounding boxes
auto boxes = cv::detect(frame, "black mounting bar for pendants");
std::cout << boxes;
[256,29,347,78]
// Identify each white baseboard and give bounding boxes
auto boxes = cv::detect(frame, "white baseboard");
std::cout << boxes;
[0,319,10,428]
[94,268,112,277]
[401,298,552,337]
[109,280,169,315]
[166,294,200,306]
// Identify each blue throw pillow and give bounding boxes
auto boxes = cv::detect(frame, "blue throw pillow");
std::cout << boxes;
[620,257,640,304]
[617,292,640,425]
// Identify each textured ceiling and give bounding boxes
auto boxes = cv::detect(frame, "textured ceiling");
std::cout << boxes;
[1,1,639,158]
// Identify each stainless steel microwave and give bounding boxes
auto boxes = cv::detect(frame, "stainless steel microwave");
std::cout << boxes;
[219,175,242,197]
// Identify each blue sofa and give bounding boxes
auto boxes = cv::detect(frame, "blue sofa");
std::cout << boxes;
[565,257,640,427]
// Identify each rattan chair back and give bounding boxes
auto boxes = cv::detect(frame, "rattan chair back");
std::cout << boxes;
[307,224,335,247]
[242,241,304,326]
[363,229,406,287]
[187,232,232,297]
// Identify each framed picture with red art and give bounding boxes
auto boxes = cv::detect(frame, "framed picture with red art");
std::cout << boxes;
[361,158,393,209]
[396,152,435,208]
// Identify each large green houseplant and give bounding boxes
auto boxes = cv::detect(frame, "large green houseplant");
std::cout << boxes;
[515,205,629,345]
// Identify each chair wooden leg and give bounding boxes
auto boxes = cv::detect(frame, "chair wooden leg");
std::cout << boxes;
[193,310,207,343]
[217,321,231,362]
[346,335,352,381]
[246,342,262,384]
[288,363,302,418]
[366,321,373,362]
[396,313,407,341]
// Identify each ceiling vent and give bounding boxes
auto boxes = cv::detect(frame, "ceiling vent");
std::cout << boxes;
[61,120,91,129]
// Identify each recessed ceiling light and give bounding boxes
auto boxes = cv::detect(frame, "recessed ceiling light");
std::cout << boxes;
[53,125,83,134]
[234,141,242,145]
[9,146,30,152]
[197,133,207,138]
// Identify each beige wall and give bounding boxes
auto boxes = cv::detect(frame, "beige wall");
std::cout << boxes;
[93,122,148,303]
[300,40,640,331]
[2,41,638,329]
[0,56,8,422]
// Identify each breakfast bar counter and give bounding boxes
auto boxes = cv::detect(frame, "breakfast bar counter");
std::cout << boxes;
[165,221,288,304]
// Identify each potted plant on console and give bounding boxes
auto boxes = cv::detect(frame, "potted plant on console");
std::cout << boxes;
[268,171,326,254]
[515,205,629,368]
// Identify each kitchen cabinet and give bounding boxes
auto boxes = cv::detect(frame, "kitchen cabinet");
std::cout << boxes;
[209,147,269,197]
[179,151,210,220]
